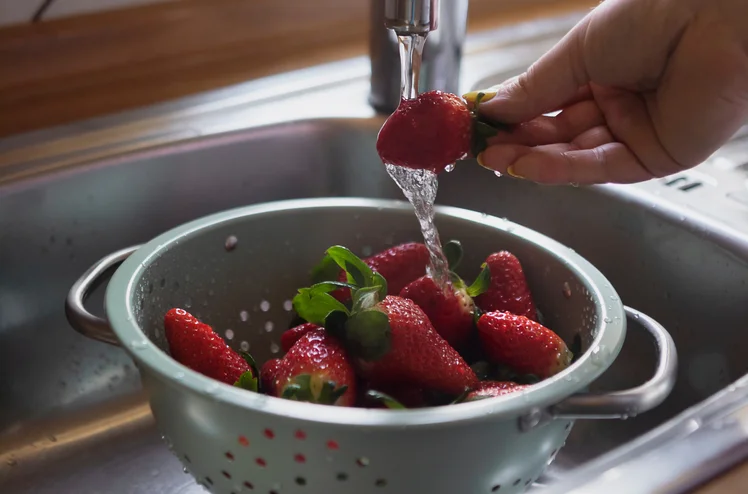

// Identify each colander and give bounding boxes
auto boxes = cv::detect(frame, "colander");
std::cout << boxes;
[66,198,677,494]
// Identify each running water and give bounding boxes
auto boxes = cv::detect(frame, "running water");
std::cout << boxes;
[383,33,451,290]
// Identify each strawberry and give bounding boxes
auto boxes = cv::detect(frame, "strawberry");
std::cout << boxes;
[475,251,538,321]
[260,358,282,393]
[314,242,429,302]
[164,308,258,390]
[293,246,478,397]
[267,328,356,406]
[398,241,490,349]
[280,322,321,352]
[477,311,573,379]
[463,381,529,402]
[376,90,504,173]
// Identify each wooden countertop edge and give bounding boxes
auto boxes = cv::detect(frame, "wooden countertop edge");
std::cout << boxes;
[0,0,595,137]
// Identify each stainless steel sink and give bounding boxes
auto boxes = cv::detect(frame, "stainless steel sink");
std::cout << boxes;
[3,11,748,494]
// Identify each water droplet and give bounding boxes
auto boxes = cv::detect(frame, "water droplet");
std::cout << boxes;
[283,300,293,312]
[239,310,249,322]
[270,342,280,354]
[610,295,618,301]
[131,339,149,350]
[174,372,185,381]
[210,278,216,285]
[205,383,219,394]
[260,300,271,312]
[48,435,57,443]
[494,170,503,178]
[362,245,373,256]
[445,163,455,172]
[151,469,160,477]
[570,182,579,187]
[264,321,274,332]
[603,317,612,323]
[208,289,215,296]
[185,297,193,308]
[240,341,250,352]
[225,235,238,251]
[634,314,640,320]
[183,467,189,474]
[590,346,603,365]
[6,458,17,467]
[185,274,191,282]
[225,329,235,340]
[562,282,572,299]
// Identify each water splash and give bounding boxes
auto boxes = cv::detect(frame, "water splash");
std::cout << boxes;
[385,164,450,289]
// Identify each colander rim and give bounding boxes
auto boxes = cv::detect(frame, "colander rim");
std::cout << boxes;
[105,197,626,428]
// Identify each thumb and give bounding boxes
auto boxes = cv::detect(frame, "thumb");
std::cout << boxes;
[470,19,591,124]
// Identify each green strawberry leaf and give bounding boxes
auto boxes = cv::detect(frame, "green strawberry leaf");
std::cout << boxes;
[469,92,512,157]
[466,263,492,298]
[372,272,388,300]
[366,390,406,409]
[352,285,383,313]
[344,308,391,361]
[326,246,375,288]
[450,387,472,405]
[311,253,341,284]
[444,240,463,271]
[239,351,260,384]
[293,289,350,326]
[325,310,349,341]
[234,369,258,393]
[319,381,349,405]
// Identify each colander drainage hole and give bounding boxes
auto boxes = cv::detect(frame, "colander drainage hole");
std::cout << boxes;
[294,430,306,440]
[184,454,192,463]
[356,457,370,467]
[256,458,267,467]
[238,435,250,447]
[294,454,306,463]
[295,477,307,486]
[225,451,234,461]
[525,479,531,486]
[264,428,275,439]
[205,476,213,485]
[491,485,501,492]
[513,479,521,486]
[375,479,387,487]
[222,471,232,479]
[336,473,348,481]
[243,481,254,490]
[326,440,339,450]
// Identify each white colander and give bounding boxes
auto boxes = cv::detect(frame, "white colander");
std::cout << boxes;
[66,198,676,494]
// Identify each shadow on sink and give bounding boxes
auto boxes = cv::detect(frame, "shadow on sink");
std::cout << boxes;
[2,117,747,493]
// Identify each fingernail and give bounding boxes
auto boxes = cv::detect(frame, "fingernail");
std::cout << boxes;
[476,152,489,169]
[507,165,524,179]
[462,90,497,104]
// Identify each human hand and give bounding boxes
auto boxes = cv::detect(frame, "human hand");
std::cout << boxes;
[464,0,748,185]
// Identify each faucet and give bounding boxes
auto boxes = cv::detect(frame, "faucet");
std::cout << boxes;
[369,0,469,114]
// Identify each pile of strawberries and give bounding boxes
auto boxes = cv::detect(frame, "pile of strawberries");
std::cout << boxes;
[163,241,575,408]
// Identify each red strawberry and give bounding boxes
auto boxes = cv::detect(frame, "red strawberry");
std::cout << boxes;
[164,308,256,388]
[280,322,321,352]
[332,242,429,301]
[477,311,573,379]
[399,275,475,349]
[376,91,472,173]
[464,381,529,402]
[475,251,538,321]
[260,358,282,393]
[355,296,477,396]
[267,328,356,406]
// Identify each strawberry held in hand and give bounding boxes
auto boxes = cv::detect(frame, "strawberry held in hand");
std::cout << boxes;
[164,308,257,390]
[266,328,356,407]
[477,311,573,379]
[376,90,504,173]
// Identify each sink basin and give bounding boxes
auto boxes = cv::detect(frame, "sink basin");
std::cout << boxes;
[2,114,748,493]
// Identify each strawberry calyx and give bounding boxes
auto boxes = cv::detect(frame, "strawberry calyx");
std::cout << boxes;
[281,374,349,405]
[469,92,511,158]
[293,246,392,362]
[234,351,260,392]
[443,239,491,299]
[365,390,407,409]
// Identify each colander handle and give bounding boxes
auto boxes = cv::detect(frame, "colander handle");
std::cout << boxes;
[65,245,141,346]
[548,306,678,421]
